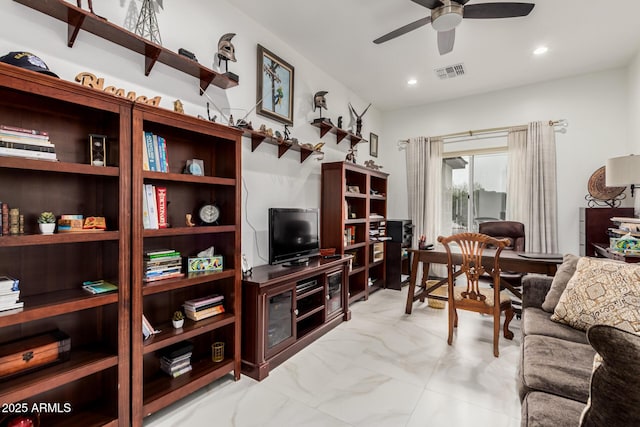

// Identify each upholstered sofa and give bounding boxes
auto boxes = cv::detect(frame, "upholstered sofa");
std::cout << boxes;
[517,255,640,426]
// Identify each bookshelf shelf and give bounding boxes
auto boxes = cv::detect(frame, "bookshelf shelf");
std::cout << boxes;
[142,313,235,354]
[0,63,130,424]
[143,225,236,238]
[142,269,236,296]
[0,350,118,404]
[142,358,235,415]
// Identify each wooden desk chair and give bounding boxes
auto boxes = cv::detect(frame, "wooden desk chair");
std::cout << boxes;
[438,232,515,357]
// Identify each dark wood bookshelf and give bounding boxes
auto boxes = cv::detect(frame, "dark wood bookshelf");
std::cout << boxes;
[13,0,239,93]
[243,128,323,163]
[131,102,242,426]
[0,63,131,425]
[321,162,389,303]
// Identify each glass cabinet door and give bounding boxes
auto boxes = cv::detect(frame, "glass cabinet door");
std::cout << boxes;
[266,289,295,355]
[326,270,343,318]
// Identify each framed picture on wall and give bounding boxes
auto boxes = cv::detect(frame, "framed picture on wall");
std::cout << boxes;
[256,44,294,125]
[369,132,378,158]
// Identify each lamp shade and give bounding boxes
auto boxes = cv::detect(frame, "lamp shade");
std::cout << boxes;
[605,155,640,186]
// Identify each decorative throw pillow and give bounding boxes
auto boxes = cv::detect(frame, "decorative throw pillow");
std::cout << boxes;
[541,253,580,312]
[579,325,640,426]
[551,257,640,332]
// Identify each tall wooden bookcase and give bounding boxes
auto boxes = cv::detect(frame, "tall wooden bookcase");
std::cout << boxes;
[0,63,131,426]
[321,162,389,304]
[130,104,242,426]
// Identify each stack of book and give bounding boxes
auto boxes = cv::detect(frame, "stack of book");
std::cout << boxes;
[0,124,57,161]
[143,249,184,282]
[0,275,22,312]
[159,341,193,378]
[142,131,170,172]
[183,294,225,321]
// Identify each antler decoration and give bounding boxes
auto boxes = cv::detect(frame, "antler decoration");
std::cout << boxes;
[348,102,371,136]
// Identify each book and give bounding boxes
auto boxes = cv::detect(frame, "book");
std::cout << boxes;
[0,146,57,160]
[0,275,20,292]
[184,305,225,321]
[142,314,156,340]
[144,132,158,171]
[0,124,49,137]
[157,135,169,172]
[155,186,168,228]
[141,133,150,171]
[0,301,24,312]
[0,135,54,148]
[144,184,159,229]
[143,272,184,282]
[183,294,224,308]
[156,135,166,172]
[0,129,49,141]
[162,364,192,378]
[82,280,118,294]
[151,134,161,172]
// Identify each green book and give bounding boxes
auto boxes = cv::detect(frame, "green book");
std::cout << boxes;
[82,280,118,294]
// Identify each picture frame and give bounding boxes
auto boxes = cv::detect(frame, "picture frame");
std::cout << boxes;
[369,132,378,158]
[257,44,294,125]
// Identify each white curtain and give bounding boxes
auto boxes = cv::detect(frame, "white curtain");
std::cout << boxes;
[506,121,558,253]
[406,137,445,275]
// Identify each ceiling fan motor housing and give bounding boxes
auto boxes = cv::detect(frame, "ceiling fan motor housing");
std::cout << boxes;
[431,3,463,31]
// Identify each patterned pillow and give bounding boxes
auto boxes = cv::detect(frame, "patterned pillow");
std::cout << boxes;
[551,257,640,332]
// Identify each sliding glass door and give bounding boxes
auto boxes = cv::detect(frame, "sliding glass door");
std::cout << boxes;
[442,152,508,234]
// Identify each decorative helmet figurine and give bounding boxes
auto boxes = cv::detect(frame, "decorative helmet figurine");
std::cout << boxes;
[313,91,328,112]
[217,33,237,63]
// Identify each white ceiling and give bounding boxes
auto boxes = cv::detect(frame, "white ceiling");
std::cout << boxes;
[226,0,640,111]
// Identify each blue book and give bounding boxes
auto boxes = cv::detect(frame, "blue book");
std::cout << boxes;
[156,135,167,172]
[144,131,157,171]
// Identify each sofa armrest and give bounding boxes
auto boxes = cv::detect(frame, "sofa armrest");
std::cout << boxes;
[522,274,553,309]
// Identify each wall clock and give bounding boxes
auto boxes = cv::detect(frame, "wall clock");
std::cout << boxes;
[198,203,220,225]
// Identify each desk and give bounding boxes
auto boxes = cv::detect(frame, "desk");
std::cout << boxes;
[405,247,561,314]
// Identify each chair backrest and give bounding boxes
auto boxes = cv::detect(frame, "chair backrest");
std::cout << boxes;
[478,221,525,251]
[437,233,509,302]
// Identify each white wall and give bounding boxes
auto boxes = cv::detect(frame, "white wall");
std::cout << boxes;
[0,0,381,267]
[380,68,631,255]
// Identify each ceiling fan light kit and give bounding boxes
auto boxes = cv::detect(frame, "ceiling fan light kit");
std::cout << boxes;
[374,0,535,55]
[431,3,463,31]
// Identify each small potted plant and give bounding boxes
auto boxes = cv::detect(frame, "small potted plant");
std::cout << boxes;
[172,310,184,329]
[37,211,56,234]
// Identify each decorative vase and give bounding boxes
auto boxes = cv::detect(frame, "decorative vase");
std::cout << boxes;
[172,319,184,329]
[38,223,55,234]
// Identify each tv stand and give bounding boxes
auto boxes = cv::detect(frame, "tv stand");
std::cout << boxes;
[241,256,351,380]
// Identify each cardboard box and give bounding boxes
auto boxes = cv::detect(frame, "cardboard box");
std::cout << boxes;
[187,256,223,272]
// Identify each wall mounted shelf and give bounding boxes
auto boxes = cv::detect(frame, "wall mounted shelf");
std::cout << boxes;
[14,0,239,93]
[310,120,365,147]
[243,129,323,163]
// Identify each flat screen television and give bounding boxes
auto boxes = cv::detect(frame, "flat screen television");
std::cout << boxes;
[269,208,320,266]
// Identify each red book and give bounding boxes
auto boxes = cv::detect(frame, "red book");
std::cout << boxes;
[155,186,168,228]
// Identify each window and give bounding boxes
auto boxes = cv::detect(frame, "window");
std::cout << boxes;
[441,151,508,235]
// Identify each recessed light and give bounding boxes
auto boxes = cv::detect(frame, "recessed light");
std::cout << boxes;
[533,46,548,55]
[407,78,417,86]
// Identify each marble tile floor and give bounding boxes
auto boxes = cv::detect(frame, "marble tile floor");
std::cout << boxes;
[145,287,523,427]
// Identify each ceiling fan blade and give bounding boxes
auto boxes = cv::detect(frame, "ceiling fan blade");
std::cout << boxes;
[411,0,443,9]
[437,29,455,55]
[463,3,534,19]
[373,16,431,44]
[451,0,471,4]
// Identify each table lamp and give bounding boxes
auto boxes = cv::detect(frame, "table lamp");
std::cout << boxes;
[606,154,640,197]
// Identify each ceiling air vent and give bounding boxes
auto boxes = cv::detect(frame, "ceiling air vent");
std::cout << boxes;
[435,63,466,80]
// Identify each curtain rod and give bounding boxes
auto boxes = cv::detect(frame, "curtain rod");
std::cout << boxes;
[398,119,568,147]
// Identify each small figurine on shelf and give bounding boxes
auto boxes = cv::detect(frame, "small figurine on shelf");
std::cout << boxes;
[345,147,357,164]
[174,100,184,114]
[217,33,239,82]
[185,213,196,227]
[337,116,343,129]
[37,211,56,235]
[312,91,329,123]
[172,311,184,329]
[348,102,371,136]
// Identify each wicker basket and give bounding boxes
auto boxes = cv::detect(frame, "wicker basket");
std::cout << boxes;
[427,281,448,309]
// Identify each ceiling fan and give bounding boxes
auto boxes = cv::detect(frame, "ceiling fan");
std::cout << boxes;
[373,0,535,55]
